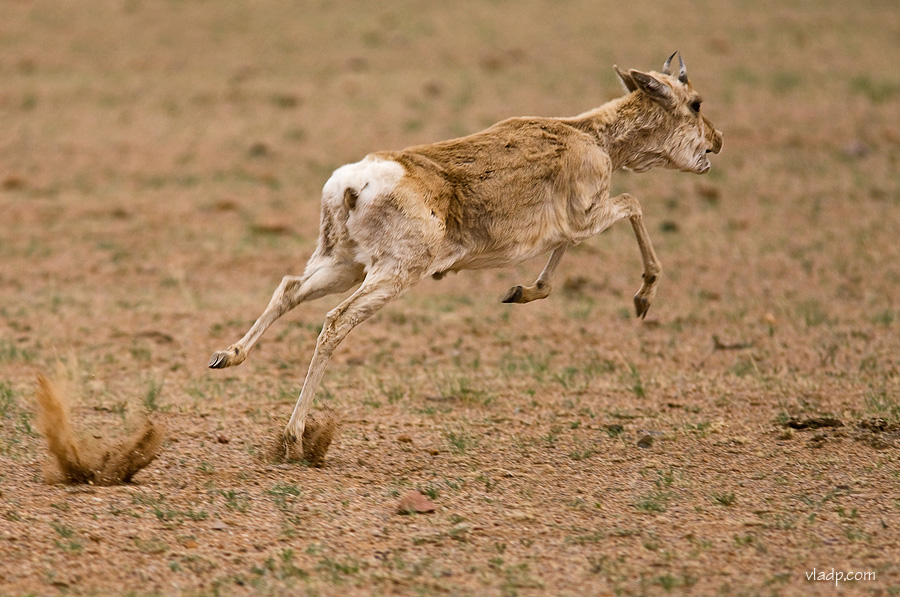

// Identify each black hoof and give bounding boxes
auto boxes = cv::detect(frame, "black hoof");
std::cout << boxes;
[208,352,228,368]
[634,295,651,319]
[208,347,239,369]
[502,285,524,303]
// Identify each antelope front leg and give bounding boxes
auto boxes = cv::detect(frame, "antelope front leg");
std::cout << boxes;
[502,244,569,304]
[619,196,662,319]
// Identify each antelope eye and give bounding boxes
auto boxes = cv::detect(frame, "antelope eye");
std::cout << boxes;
[690,101,701,113]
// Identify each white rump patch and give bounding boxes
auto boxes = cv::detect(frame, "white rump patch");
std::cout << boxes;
[323,155,405,209]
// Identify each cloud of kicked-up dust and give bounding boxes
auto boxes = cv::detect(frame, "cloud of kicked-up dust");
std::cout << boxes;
[266,408,339,467]
[34,373,164,485]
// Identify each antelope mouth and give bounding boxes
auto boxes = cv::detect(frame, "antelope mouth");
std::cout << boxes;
[696,152,712,174]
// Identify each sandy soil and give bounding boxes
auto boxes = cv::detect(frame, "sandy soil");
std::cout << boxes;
[2,1,899,595]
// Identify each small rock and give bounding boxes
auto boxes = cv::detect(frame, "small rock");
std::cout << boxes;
[637,435,654,449]
[397,435,413,443]
[397,491,436,515]
[211,520,228,531]
[217,435,230,444]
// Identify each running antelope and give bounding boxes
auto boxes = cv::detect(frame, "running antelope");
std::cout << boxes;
[209,53,723,458]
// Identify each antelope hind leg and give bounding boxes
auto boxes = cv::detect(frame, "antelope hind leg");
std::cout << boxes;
[209,259,364,369]
[501,245,568,304]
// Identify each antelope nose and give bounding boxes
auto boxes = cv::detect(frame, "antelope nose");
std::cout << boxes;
[709,130,724,154]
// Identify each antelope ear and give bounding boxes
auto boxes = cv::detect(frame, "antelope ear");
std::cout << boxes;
[629,69,675,107]
[614,65,638,93]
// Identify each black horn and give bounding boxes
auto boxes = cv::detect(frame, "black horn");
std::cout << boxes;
[678,54,689,84]
[662,51,677,75]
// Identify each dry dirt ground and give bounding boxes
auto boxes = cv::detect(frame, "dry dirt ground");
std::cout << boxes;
[2,1,900,595]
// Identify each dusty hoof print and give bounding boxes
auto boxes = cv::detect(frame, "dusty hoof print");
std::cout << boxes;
[780,416,897,451]
[34,374,164,486]
[857,418,899,433]
[853,418,899,450]
[785,417,843,430]
[267,409,339,467]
